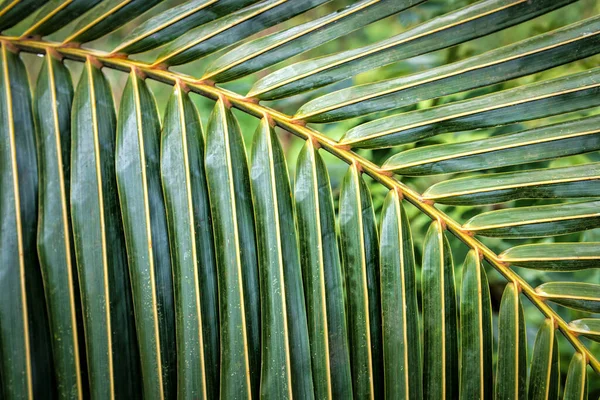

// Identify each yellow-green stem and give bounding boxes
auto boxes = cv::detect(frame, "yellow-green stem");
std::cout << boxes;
[4,36,598,374]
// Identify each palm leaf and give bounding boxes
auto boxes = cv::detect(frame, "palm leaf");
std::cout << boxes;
[204,99,260,399]
[0,0,599,398]
[70,59,140,398]
[160,85,219,399]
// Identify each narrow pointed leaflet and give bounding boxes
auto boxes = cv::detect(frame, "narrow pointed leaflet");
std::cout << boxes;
[34,51,84,399]
[499,243,600,271]
[22,0,101,37]
[63,0,164,45]
[204,0,422,83]
[295,140,352,399]
[0,41,53,400]
[115,70,176,399]
[70,59,140,398]
[205,99,260,399]
[459,250,492,400]
[153,0,329,67]
[495,283,527,400]
[563,353,587,400]
[383,115,600,176]
[342,67,600,149]
[249,0,575,100]
[422,221,458,399]
[464,201,600,238]
[250,118,314,399]
[528,319,559,400]
[160,86,219,399]
[297,14,600,123]
[113,0,260,55]
[338,164,383,399]
[0,0,48,30]
[569,319,600,343]
[535,282,600,313]
[423,163,600,206]
[379,191,421,399]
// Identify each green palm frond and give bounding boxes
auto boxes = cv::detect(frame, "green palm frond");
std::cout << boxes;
[0,0,599,399]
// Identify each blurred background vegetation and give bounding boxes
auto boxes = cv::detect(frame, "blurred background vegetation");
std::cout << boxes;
[11,0,600,395]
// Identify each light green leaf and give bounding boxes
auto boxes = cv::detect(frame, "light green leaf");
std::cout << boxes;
[563,353,588,400]
[296,15,600,122]
[464,201,600,238]
[295,140,352,399]
[160,86,219,399]
[528,319,559,400]
[0,42,53,400]
[499,243,600,271]
[423,163,600,206]
[112,0,259,54]
[460,250,492,400]
[342,67,600,149]
[379,190,421,399]
[204,99,260,399]
[382,115,600,176]
[205,0,421,83]
[569,319,600,343]
[34,52,84,399]
[153,0,328,67]
[250,118,314,399]
[70,59,140,398]
[422,221,458,399]
[535,282,600,313]
[248,0,575,100]
[338,164,383,399]
[495,283,527,400]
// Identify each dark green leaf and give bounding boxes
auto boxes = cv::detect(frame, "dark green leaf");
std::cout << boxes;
[0,0,48,30]
[64,0,163,44]
[204,0,421,83]
[248,0,575,100]
[499,243,600,271]
[0,42,54,400]
[338,164,383,399]
[528,319,559,400]
[297,15,600,122]
[535,282,600,313]
[382,115,600,176]
[422,221,458,399]
[569,319,600,343]
[379,190,421,399]
[423,163,600,206]
[459,250,492,400]
[495,283,527,400]
[34,52,84,399]
[250,118,314,399]
[295,140,353,399]
[23,0,101,37]
[113,0,259,55]
[153,0,329,67]
[464,201,600,238]
[204,99,260,399]
[70,59,140,398]
[115,71,176,398]
[160,86,219,399]
[563,353,588,400]
[342,67,600,149]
